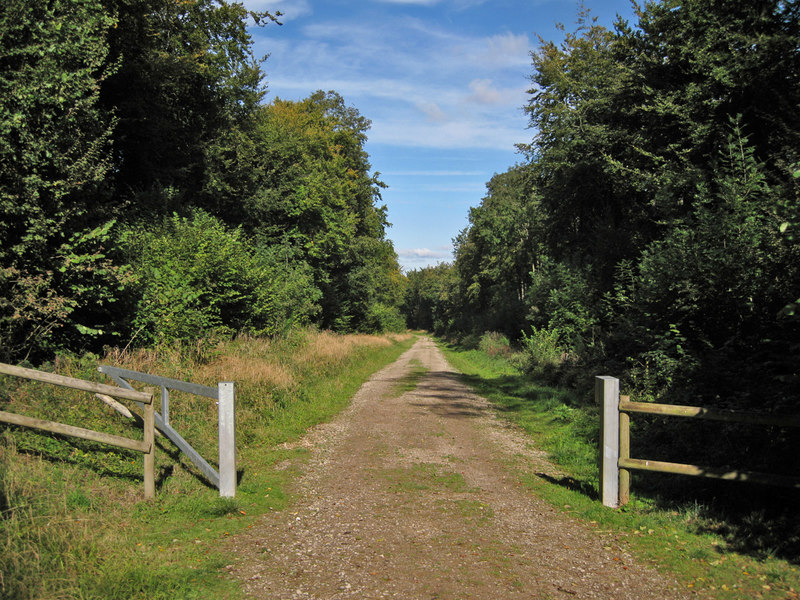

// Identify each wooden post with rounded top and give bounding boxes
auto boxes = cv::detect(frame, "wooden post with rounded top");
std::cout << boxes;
[143,387,156,500]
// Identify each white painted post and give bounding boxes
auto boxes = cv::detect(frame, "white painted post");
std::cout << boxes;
[161,387,170,426]
[597,376,620,508]
[218,382,236,497]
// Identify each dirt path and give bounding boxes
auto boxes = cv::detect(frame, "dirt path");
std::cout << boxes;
[228,337,688,599]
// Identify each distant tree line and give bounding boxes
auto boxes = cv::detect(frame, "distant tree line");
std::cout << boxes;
[1,0,405,362]
[403,0,800,415]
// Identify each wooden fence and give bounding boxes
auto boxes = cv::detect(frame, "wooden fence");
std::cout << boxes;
[0,363,156,499]
[597,376,800,508]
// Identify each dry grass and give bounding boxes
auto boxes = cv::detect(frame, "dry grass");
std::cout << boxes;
[294,331,392,368]
[101,331,412,390]
[387,333,415,343]
[196,356,296,391]
[196,332,409,391]
[102,344,188,379]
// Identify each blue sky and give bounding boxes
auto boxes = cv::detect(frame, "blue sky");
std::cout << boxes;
[243,0,637,271]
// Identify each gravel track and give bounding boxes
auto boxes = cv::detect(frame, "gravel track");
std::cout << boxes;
[227,337,689,599]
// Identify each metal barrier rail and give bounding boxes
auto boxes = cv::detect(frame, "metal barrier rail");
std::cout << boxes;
[98,366,236,497]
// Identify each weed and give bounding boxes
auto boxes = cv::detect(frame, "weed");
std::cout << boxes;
[519,327,564,375]
[380,463,473,494]
[208,497,242,517]
[478,332,512,358]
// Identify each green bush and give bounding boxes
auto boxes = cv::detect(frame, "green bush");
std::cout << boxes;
[526,258,598,353]
[519,326,564,376]
[606,125,798,405]
[362,302,406,333]
[120,211,321,345]
[478,331,512,357]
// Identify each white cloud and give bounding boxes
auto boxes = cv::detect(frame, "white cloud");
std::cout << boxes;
[467,79,502,104]
[481,32,531,67]
[416,101,448,122]
[251,10,532,151]
[466,79,529,109]
[402,248,449,258]
[397,247,454,270]
[384,170,482,176]
[369,115,523,151]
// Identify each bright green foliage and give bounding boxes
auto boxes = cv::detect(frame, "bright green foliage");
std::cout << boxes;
[519,326,564,376]
[453,165,545,337]
[403,263,458,333]
[204,91,383,245]
[0,0,115,225]
[204,90,403,332]
[344,236,407,333]
[121,211,320,345]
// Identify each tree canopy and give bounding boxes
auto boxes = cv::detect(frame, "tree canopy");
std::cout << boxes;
[0,0,404,361]
[405,0,800,414]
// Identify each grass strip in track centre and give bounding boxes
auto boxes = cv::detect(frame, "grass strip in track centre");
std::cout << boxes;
[437,338,800,600]
[0,330,417,600]
[389,357,429,398]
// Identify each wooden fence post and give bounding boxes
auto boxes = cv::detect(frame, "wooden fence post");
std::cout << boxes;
[142,387,155,500]
[619,396,631,506]
[597,376,620,508]
[218,382,236,498]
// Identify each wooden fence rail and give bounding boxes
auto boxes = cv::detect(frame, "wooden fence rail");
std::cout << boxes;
[0,363,156,499]
[597,376,800,508]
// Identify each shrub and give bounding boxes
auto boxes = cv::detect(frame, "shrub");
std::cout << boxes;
[362,302,406,333]
[526,257,598,353]
[478,332,512,358]
[120,211,321,346]
[520,326,564,377]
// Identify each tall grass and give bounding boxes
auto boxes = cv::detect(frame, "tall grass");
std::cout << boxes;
[0,329,415,599]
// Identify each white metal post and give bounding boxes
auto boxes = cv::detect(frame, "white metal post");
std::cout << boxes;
[218,382,236,497]
[597,376,620,508]
[161,387,170,426]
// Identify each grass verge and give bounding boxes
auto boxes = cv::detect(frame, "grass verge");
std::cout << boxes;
[0,329,416,600]
[438,338,800,600]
